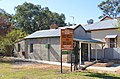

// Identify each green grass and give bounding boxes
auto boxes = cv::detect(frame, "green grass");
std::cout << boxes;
[0,62,120,79]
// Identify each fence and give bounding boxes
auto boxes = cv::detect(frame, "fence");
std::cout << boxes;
[91,48,120,60]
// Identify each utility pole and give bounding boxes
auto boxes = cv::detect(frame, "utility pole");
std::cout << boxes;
[70,16,75,26]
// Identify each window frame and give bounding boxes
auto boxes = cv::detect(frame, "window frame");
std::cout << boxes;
[109,38,117,48]
[18,44,20,52]
[30,44,33,53]
[110,38,115,48]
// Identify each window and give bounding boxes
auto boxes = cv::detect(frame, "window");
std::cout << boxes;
[30,44,33,53]
[110,38,116,48]
[18,44,20,52]
[105,35,117,48]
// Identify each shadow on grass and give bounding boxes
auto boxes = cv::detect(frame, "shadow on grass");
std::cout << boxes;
[85,72,120,79]
[0,57,37,65]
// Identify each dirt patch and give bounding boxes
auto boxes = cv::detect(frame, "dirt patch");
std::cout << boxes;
[116,69,120,74]
[84,61,114,67]
[13,62,69,70]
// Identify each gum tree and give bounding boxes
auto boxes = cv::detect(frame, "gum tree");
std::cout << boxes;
[98,0,120,19]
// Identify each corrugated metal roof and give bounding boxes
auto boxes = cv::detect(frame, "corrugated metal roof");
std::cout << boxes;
[105,35,117,38]
[59,24,80,29]
[74,38,104,44]
[83,19,118,31]
[25,24,81,39]
[25,29,60,39]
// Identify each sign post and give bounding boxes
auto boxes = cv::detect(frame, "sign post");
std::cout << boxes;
[60,29,74,73]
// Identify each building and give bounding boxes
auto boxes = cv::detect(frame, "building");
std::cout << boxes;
[14,29,61,61]
[14,18,120,64]
[14,24,103,63]
[83,18,120,61]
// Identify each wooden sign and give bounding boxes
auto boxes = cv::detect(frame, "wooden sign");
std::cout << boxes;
[60,29,73,50]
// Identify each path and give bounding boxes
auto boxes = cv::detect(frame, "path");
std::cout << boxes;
[13,57,120,73]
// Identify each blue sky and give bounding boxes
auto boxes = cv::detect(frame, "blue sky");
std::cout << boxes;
[0,0,103,24]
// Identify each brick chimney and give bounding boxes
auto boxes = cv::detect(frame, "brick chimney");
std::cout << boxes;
[50,23,58,29]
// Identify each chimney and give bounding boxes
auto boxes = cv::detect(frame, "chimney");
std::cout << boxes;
[50,23,58,29]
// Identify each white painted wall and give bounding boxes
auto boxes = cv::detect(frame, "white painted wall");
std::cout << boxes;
[91,29,120,48]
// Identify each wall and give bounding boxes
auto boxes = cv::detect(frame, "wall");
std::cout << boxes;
[91,48,120,60]
[104,48,120,59]
[91,29,120,48]
[14,40,26,58]
[74,26,91,39]
[49,38,61,61]
[14,37,61,62]
[90,29,120,60]
[91,49,104,59]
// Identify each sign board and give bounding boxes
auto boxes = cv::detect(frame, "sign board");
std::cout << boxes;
[60,29,73,50]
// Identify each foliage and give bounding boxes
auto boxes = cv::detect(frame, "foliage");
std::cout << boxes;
[6,29,28,44]
[0,8,12,37]
[13,2,66,34]
[0,8,27,55]
[0,29,28,54]
[0,2,66,55]
[118,18,120,31]
[98,0,120,19]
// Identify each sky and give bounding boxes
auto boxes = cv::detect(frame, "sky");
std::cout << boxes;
[0,0,103,24]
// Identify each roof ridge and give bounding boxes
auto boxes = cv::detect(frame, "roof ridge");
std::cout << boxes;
[83,19,117,31]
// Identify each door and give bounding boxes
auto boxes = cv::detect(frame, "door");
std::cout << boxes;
[81,43,88,61]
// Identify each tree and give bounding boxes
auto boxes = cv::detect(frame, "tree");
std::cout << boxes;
[0,29,28,56]
[0,8,28,56]
[118,18,120,31]
[0,8,12,37]
[13,2,66,34]
[98,0,120,19]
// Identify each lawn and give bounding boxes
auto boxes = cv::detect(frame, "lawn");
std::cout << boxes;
[0,62,120,79]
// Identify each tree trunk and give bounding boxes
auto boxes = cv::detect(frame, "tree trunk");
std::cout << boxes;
[81,60,99,70]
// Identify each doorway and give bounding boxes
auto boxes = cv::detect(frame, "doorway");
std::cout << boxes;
[81,43,88,61]
[73,41,79,64]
